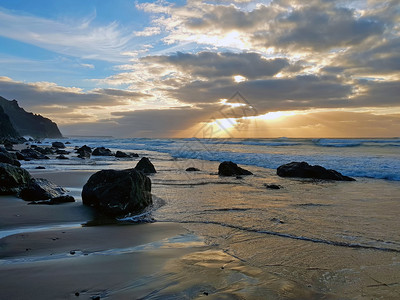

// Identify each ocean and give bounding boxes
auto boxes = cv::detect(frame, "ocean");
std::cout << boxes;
[18,137,400,297]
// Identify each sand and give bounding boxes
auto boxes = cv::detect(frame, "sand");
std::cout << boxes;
[1,169,311,300]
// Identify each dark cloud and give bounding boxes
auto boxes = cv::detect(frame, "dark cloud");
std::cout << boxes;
[143,52,289,79]
[62,106,216,137]
[0,77,147,111]
[167,75,354,113]
[275,6,384,50]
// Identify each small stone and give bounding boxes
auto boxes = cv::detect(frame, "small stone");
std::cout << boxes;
[265,184,281,189]
[70,250,76,255]
[75,292,80,297]
[186,167,200,172]
[203,292,209,296]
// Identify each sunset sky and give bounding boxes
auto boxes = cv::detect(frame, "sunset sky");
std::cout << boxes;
[0,0,399,138]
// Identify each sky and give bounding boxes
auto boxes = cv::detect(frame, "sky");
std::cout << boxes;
[0,0,399,138]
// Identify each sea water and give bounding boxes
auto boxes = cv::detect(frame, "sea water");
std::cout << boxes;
[22,137,400,297]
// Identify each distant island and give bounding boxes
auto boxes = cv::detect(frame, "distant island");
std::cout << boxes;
[0,96,62,141]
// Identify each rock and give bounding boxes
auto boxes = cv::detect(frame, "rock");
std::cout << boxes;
[52,141,65,148]
[35,166,46,169]
[76,145,92,153]
[92,147,112,156]
[28,195,75,205]
[277,161,356,181]
[115,151,130,158]
[56,155,69,160]
[218,161,253,176]
[264,184,281,189]
[3,140,14,151]
[0,163,32,195]
[0,152,21,167]
[130,153,139,158]
[135,157,156,174]
[19,148,50,160]
[19,178,68,201]
[65,141,71,144]
[186,167,200,171]
[82,168,152,217]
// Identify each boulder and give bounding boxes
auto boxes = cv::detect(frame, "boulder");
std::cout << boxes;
[56,155,69,160]
[135,157,156,174]
[82,168,152,217]
[19,178,68,201]
[92,147,113,156]
[52,141,65,148]
[186,167,200,172]
[0,152,21,167]
[115,151,130,158]
[0,163,32,195]
[77,150,91,159]
[218,161,253,176]
[130,153,139,158]
[76,145,92,154]
[277,161,355,181]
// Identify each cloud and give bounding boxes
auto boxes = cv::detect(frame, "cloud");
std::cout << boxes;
[143,52,289,79]
[0,9,135,62]
[61,106,216,137]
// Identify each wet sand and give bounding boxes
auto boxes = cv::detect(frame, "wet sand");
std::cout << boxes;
[1,169,314,300]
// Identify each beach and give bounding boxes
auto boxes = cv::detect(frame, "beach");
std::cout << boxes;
[1,138,400,299]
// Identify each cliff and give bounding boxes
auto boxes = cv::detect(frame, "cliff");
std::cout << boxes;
[0,105,20,140]
[0,96,62,138]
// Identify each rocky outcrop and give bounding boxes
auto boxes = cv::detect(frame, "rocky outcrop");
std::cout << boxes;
[0,96,62,138]
[277,161,356,181]
[135,157,156,174]
[82,168,152,217]
[92,147,112,156]
[0,163,32,195]
[218,161,253,176]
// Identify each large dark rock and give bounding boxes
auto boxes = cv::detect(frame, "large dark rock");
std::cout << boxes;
[82,168,152,217]
[277,161,356,181]
[135,157,156,174]
[19,178,68,201]
[92,147,113,156]
[52,141,65,148]
[0,163,32,195]
[218,161,253,176]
